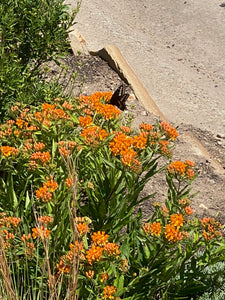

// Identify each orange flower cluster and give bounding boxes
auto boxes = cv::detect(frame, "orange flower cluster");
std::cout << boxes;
[95,103,121,120]
[165,214,187,242]
[36,178,58,202]
[30,151,51,166]
[91,231,109,246]
[150,222,162,236]
[184,206,194,216]
[37,216,53,225]
[85,231,120,265]
[100,272,109,282]
[86,245,104,265]
[65,177,74,188]
[200,217,222,241]
[139,123,153,132]
[79,92,112,113]
[77,222,90,236]
[160,121,178,140]
[159,140,172,157]
[132,133,147,150]
[109,131,145,168]
[62,101,73,111]
[85,270,95,279]
[2,230,15,241]
[143,222,162,236]
[0,146,19,157]
[81,126,108,145]
[102,285,117,299]
[24,242,35,258]
[35,189,51,202]
[79,115,93,128]
[120,148,137,166]
[103,243,121,257]
[21,233,31,243]
[57,241,84,274]
[109,132,133,156]
[32,226,50,239]
[167,160,195,179]
[0,215,21,228]
[170,213,183,229]
[34,142,45,151]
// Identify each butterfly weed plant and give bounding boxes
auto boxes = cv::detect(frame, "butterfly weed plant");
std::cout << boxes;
[0,91,225,299]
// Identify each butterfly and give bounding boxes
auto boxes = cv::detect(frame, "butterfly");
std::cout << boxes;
[109,84,129,111]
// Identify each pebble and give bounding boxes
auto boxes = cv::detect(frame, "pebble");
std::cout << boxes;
[141,111,148,116]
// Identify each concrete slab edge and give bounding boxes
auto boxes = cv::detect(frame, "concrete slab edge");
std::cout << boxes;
[69,33,225,175]
[90,45,167,121]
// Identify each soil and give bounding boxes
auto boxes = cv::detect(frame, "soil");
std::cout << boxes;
[46,53,225,224]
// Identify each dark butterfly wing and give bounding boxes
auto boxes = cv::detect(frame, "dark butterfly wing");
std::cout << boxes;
[110,85,129,111]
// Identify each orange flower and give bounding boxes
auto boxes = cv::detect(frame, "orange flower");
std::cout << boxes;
[43,177,58,192]
[32,226,50,239]
[21,233,31,243]
[165,224,183,242]
[42,103,55,112]
[7,216,21,227]
[130,158,142,173]
[76,222,90,236]
[0,146,19,157]
[159,140,172,157]
[109,132,133,155]
[34,142,45,151]
[184,206,194,216]
[102,285,117,299]
[132,133,147,149]
[185,160,195,167]
[104,243,121,257]
[86,245,103,264]
[81,126,108,144]
[186,168,195,179]
[200,217,222,240]
[139,123,153,131]
[160,121,178,140]
[62,101,73,110]
[30,151,51,165]
[91,231,109,246]
[59,146,71,158]
[121,126,131,134]
[167,161,186,176]
[16,118,24,129]
[65,177,74,188]
[85,270,95,279]
[167,160,195,179]
[170,214,184,229]
[36,186,52,202]
[120,148,137,166]
[95,103,121,120]
[142,223,151,234]
[37,216,53,225]
[79,115,93,128]
[100,272,109,282]
[149,222,162,236]
[3,230,15,240]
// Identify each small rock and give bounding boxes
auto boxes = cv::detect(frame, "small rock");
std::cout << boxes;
[141,111,148,116]
[199,204,208,210]
[216,133,225,139]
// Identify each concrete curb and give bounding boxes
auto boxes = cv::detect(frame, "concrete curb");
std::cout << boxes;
[69,33,225,175]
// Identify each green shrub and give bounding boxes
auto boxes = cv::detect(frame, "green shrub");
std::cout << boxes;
[0,0,79,120]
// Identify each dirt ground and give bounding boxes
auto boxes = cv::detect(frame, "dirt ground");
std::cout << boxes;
[48,53,225,224]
